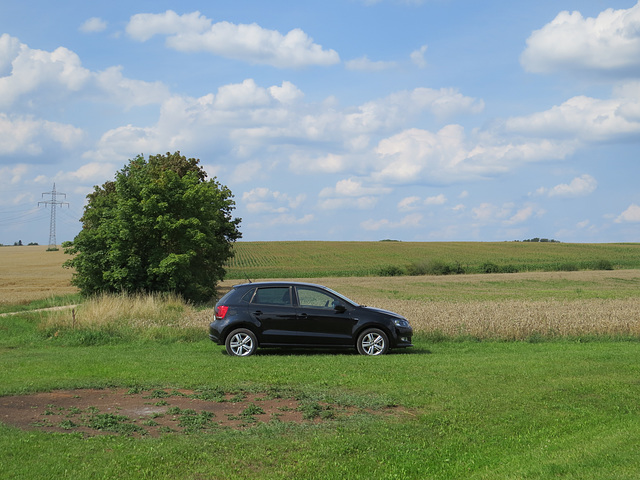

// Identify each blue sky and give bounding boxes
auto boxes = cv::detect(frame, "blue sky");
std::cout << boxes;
[1,0,640,245]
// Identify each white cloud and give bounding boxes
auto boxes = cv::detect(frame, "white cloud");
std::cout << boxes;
[338,87,483,140]
[371,125,571,185]
[85,80,301,163]
[0,39,91,107]
[576,220,591,229]
[521,3,640,75]
[542,174,598,197]
[213,79,271,109]
[126,11,340,68]
[361,213,423,231]
[472,202,544,226]
[319,196,378,210]
[269,213,314,226]
[425,194,446,206]
[84,124,158,164]
[504,205,545,225]
[398,87,484,118]
[0,164,28,184]
[318,178,389,210]
[319,178,389,197]
[80,17,108,33]
[230,160,264,184]
[242,187,305,213]
[268,81,304,104]
[84,78,486,179]
[472,202,513,223]
[0,33,21,76]
[505,95,640,142]
[345,56,396,71]
[58,161,117,183]
[90,83,482,173]
[0,35,169,109]
[615,204,640,223]
[372,126,463,184]
[410,45,428,68]
[290,153,348,174]
[126,11,212,42]
[0,114,84,156]
[95,66,169,107]
[398,194,445,211]
[398,196,421,211]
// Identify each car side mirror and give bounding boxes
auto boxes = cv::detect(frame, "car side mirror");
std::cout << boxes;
[334,304,347,314]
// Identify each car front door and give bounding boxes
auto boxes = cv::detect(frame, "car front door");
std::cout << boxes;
[294,286,356,346]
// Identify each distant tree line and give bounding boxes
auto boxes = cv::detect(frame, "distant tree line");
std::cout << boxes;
[0,241,39,246]
[516,238,560,243]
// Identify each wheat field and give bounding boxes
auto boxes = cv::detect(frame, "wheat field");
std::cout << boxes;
[0,246,75,305]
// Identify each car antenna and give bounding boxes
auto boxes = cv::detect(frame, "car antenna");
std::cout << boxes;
[244,272,252,283]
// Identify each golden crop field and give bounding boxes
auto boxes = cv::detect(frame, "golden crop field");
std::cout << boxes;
[0,246,76,305]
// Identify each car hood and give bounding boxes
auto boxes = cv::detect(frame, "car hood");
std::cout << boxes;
[359,306,405,320]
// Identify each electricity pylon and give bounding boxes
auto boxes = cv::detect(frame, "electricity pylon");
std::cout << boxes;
[39,183,69,250]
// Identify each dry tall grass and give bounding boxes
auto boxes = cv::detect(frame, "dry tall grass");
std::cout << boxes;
[0,246,76,305]
[40,292,213,339]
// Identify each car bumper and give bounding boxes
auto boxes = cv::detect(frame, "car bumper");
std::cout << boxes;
[209,322,223,344]
[393,326,413,348]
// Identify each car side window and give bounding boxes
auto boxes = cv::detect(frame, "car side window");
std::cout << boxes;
[251,287,291,306]
[297,287,339,309]
[240,289,255,303]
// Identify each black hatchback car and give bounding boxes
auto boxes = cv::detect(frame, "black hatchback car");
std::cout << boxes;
[209,282,413,356]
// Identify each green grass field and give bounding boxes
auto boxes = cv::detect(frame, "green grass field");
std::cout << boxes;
[225,241,640,278]
[2,330,640,479]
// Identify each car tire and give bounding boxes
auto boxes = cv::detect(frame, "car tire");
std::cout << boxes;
[225,328,257,357]
[357,328,389,356]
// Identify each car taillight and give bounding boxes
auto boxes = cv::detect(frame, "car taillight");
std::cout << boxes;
[215,305,229,320]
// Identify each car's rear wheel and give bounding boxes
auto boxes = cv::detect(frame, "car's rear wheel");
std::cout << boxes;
[225,328,257,357]
[357,328,389,356]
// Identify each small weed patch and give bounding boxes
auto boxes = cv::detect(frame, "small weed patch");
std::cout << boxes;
[178,411,215,433]
[85,413,146,436]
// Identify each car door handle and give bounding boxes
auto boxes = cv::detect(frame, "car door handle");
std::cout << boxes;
[254,310,263,316]
[298,313,308,319]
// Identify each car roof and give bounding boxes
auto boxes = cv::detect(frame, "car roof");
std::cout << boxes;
[233,281,327,289]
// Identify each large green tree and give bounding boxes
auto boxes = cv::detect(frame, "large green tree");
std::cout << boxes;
[64,152,242,302]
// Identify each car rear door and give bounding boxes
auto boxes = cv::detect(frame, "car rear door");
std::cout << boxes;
[248,286,299,345]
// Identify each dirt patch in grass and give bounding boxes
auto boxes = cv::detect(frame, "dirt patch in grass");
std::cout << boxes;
[0,388,378,437]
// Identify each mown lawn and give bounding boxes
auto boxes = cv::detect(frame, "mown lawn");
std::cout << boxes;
[2,321,640,478]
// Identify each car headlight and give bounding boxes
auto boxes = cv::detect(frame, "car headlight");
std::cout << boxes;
[393,318,410,328]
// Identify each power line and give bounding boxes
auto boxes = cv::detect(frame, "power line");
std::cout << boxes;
[0,209,47,227]
[38,183,69,250]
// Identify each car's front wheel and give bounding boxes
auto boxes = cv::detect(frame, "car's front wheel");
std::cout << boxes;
[225,328,257,357]
[357,328,389,356]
